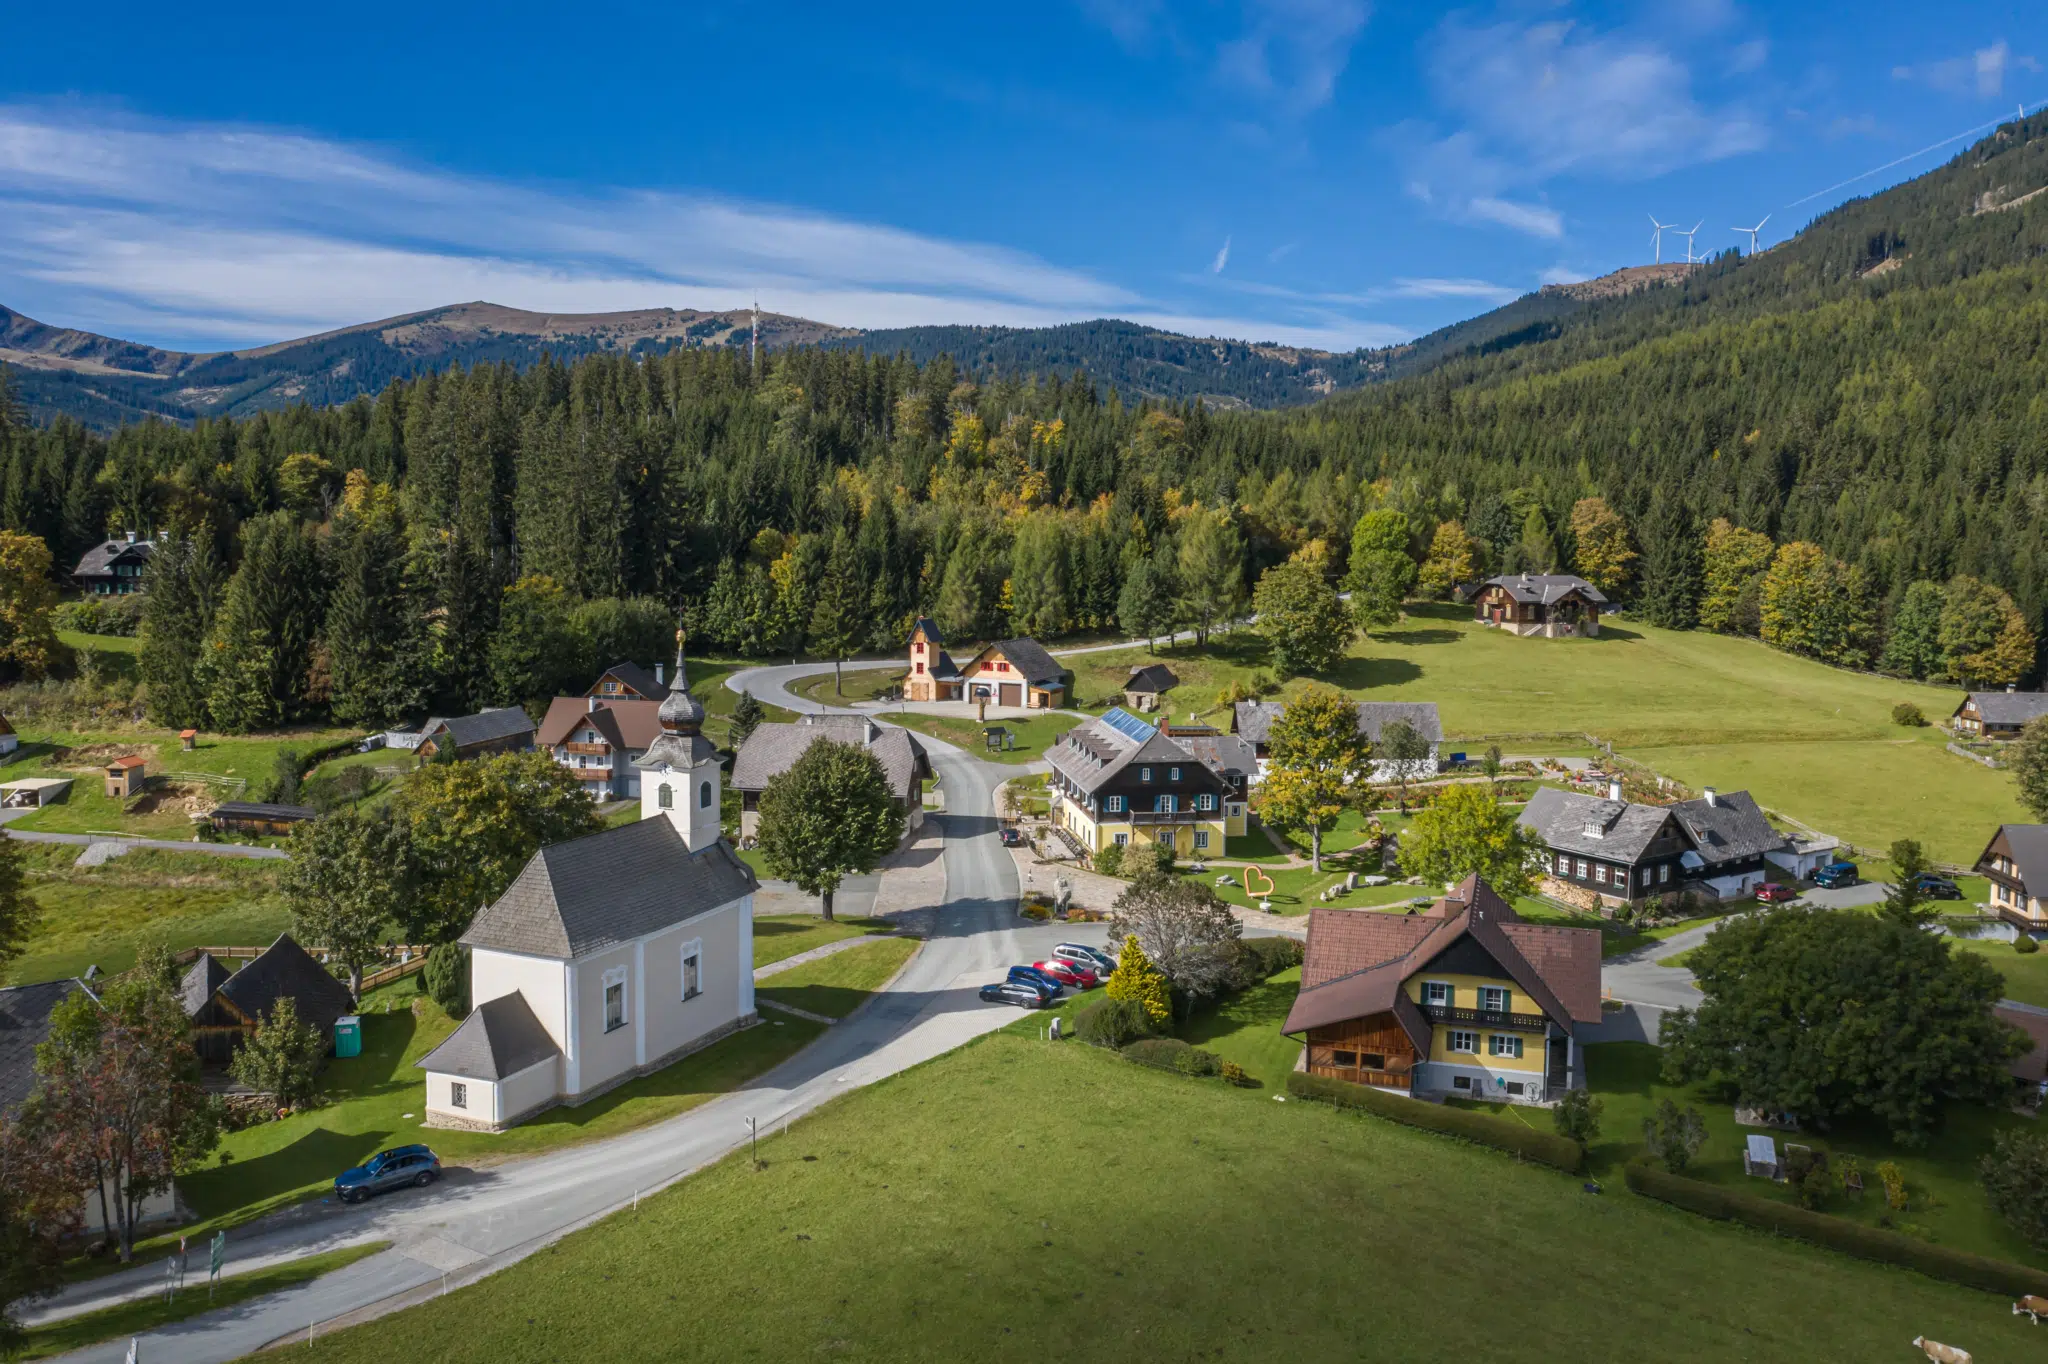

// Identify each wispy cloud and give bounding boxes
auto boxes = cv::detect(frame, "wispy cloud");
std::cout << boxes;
[1400,15,1767,237]
[1892,40,2039,98]
[1211,236,1232,273]
[0,105,1402,351]
[1215,0,1372,114]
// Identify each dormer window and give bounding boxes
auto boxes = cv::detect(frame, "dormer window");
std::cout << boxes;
[1141,767,1153,782]
[1169,766,1181,781]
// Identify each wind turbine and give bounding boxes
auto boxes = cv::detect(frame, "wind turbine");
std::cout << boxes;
[1648,214,1676,264]
[1733,214,1770,255]
[1676,220,1703,264]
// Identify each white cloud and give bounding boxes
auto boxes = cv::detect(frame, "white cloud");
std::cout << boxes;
[1540,264,1591,286]
[0,105,1409,352]
[1466,198,1565,239]
[1892,41,2039,98]
[1400,15,1767,237]
[1211,236,1232,273]
[1215,0,1372,114]
[1381,276,1523,304]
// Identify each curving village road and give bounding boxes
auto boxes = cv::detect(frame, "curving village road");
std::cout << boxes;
[33,663,1106,1363]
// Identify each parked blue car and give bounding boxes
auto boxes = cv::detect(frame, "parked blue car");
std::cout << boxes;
[1006,965,1064,998]
[1812,861,1860,889]
[335,1145,441,1204]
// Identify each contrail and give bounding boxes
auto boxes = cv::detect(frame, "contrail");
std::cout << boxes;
[1786,97,2044,209]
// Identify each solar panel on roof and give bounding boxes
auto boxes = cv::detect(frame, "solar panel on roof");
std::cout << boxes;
[1100,708,1157,744]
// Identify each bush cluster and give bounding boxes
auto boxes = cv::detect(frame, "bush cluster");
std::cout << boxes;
[2015,933,2041,955]
[1073,996,1153,1050]
[55,596,145,637]
[1231,935,1304,989]
[1286,1072,1584,1173]
[1891,701,1927,727]
[1119,1038,1223,1077]
[1625,1158,2048,1298]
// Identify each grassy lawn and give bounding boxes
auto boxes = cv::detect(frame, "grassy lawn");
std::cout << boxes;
[1957,937,2048,1007]
[5,847,290,985]
[793,666,907,705]
[19,1243,389,1361]
[753,914,896,969]
[888,711,1079,763]
[1067,605,2020,863]
[1179,967,1304,1087]
[160,1001,825,1244]
[288,1029,2045,1364]
[755,937,918,1020]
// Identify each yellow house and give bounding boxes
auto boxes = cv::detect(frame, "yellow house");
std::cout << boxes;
[1283,875,1603,1105]
[1046,709,1250,861]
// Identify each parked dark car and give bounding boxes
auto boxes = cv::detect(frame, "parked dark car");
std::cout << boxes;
[1754,882,1799,903]
[1915,874,1963,900]
[998,828,1026,847]
[1007,965,1064,998]
[335,1145,440,1204]
[979,979,1052,1009]
[1812,861,1860,889]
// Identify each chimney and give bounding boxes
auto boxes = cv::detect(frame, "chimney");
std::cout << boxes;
[125,529,137,544]
[1703,787,1718,807]
[1607,780,1622,802]
[587,696,598,714]
[655,663,665,686]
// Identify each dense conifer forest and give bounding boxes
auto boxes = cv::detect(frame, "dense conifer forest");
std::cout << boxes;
[0,114,2045,731]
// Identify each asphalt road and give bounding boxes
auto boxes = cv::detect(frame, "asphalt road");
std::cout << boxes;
[34,670,1108,1363]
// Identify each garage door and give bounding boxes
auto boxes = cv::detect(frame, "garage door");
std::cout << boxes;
[1000,683,1022,706]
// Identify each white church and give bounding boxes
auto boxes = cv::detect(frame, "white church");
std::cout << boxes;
[418,636,759,1131]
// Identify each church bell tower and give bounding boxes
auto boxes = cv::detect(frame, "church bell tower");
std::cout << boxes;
[634,629,723,850]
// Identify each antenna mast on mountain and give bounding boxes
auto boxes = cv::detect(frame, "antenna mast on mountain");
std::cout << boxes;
[750,296,759,370]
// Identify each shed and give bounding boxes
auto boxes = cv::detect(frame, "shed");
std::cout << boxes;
[1121,664,1179,713]
[209,801,318,837]
[104,754,148,799]
[0,713,15,757]
[182,934,356,1063]
[1743,1134,1779,1179]
[179,729,198,751]
[0,776,72,808]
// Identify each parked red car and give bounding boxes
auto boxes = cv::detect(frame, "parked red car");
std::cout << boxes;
[1755,882,1799,903]
[1033,958,1099,989]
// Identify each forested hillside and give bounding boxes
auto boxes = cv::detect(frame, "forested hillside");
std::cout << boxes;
[0,113,2045,733]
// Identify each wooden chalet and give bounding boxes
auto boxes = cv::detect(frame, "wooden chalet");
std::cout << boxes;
[961,638,1069,709]
[1472,573,1606,638]
[1045,708,1247,860]
[587,662,671,703]
[1121,664,1178,713]
[1978,824,2048,933]
[1284,876,1602,1106]
[71,532,156,596]
[180,934,356,1064]
[1952,689,2048,740]
[537,696,665,799]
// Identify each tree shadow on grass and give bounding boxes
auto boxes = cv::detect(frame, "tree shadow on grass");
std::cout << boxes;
[180,1126,388,1219]
[1320,658,1422,690]
[1375,628,1463,646]
[756,983,872,1019]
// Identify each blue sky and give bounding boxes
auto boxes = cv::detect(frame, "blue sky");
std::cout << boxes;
[2,1,2044,352]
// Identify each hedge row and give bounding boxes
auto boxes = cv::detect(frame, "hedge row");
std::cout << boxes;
[1624,1159,2048,1298]
[1285,1072,1583,1173]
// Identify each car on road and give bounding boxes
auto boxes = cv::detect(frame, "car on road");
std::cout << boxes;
[1914,873,1963,900]
[998,828,1026,847]
[1812,861,1860,889]
[1051,943,1116,977]
[1007,964,1065,998]
[1754,882,1799,903]
[980,979,1052,1008]
[1033,958,1099,989]
[335,1145,440,1204]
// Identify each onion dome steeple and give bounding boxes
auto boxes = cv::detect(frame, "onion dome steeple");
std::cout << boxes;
[658,628,705,735]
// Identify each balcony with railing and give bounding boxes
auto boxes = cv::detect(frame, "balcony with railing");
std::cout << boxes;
[1421,1003,1550,1032]
[562,741,610,756]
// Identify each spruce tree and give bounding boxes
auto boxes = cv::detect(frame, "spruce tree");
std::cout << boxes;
[1637,498,1702,630]
[325,520,428,727]
[138,530,221,729]
[198,513,323,733]
[807,529,867,695]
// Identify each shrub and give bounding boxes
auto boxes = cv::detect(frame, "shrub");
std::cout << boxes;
[1784,1146,1832,1211]
[1551,1088,1603,1144]
[1019,900,1052,921]
[1877,1160,1908,1211]
[1120,1037,1192,1071]
[1642,1099,1706,1173]
[1104,934,1172,1026]
[424,943,469,1018]
[1093,842,1126,878]
[1214,679,1257,708]
[1230,935,1304,988]
[1073,996,1153,1049]
[1148,840,1176,875]
[1220,1060,1253,1087]
[1891,701,1926,727]
[2016,933,2041,955]
[227,997,325,1108]
[1981,1129,2048,1250]
[54,596,144,637]
[1287,1072,1583,1173]
[1174,1046,1222,1078]
[1625,1158,2048,1298]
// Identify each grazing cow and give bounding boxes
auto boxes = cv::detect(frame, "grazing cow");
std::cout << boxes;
[1911,1337,1971,1364]
[2015,1294,2048,1324]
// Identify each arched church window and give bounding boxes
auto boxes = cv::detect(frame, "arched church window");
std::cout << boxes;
[699,780,713,808]
[657,783,673,810]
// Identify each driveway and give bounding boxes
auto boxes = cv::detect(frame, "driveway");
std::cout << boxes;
[32,679,1103,1363]
[1797,881,1888,909]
